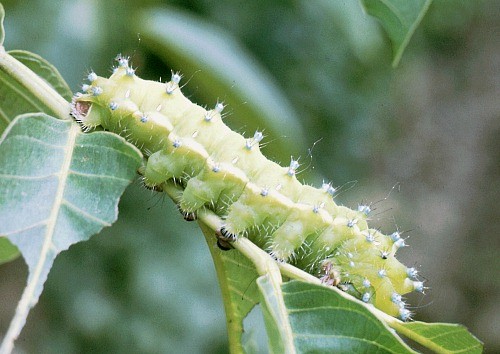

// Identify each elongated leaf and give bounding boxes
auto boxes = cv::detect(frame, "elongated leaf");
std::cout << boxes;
[200,223,262,354]
[0,237,19,265]
[279,280,416,353]
[8,50,72,101]
[0,113,142,352]
[396,321,483,353]
[362,0,432,66]
[136,7,306,163]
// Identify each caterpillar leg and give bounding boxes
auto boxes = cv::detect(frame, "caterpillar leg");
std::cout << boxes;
[177,204,197,221]
[216,239,233,251]
[215,229,234,251]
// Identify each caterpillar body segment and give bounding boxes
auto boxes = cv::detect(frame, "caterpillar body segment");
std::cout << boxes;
[72,58,423,319]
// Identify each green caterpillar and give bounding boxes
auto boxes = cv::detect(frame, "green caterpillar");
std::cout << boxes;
[71,55,423,320]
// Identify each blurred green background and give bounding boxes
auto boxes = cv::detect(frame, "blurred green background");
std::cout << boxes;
[1,0,498,353]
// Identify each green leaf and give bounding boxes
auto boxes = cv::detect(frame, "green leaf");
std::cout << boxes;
[395,321,483,353]
[0,113,142,352]
[257,275,295,353]
[362,0,433,66]
[136,7,306,163]
[0,51,70,134]
[0,3,5,46]
[0,237,19,265]
[199,223,261,354]
[8,50,72,101]
[280,280,416,353]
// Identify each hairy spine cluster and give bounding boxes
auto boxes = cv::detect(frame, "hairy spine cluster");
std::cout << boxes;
[72,56,423,319]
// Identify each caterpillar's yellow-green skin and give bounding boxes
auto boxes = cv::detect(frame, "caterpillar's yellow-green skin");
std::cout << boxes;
[72,58,422,319]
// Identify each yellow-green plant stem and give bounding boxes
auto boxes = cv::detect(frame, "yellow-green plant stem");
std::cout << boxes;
[0,46,70,120]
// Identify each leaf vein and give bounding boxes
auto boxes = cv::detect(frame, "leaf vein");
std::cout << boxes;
[61,199,111,227]
[0,173,56,180]
[11,134,66,148]
[378,0,405,26]
[6,220,47,236]
[0,76,45,112]
[0,105,10,125]
[68,169,132,182]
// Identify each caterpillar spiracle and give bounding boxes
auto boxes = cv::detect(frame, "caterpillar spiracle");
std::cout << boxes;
[71,55,423,320]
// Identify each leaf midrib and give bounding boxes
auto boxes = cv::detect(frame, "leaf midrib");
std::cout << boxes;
[30,123,79,279]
